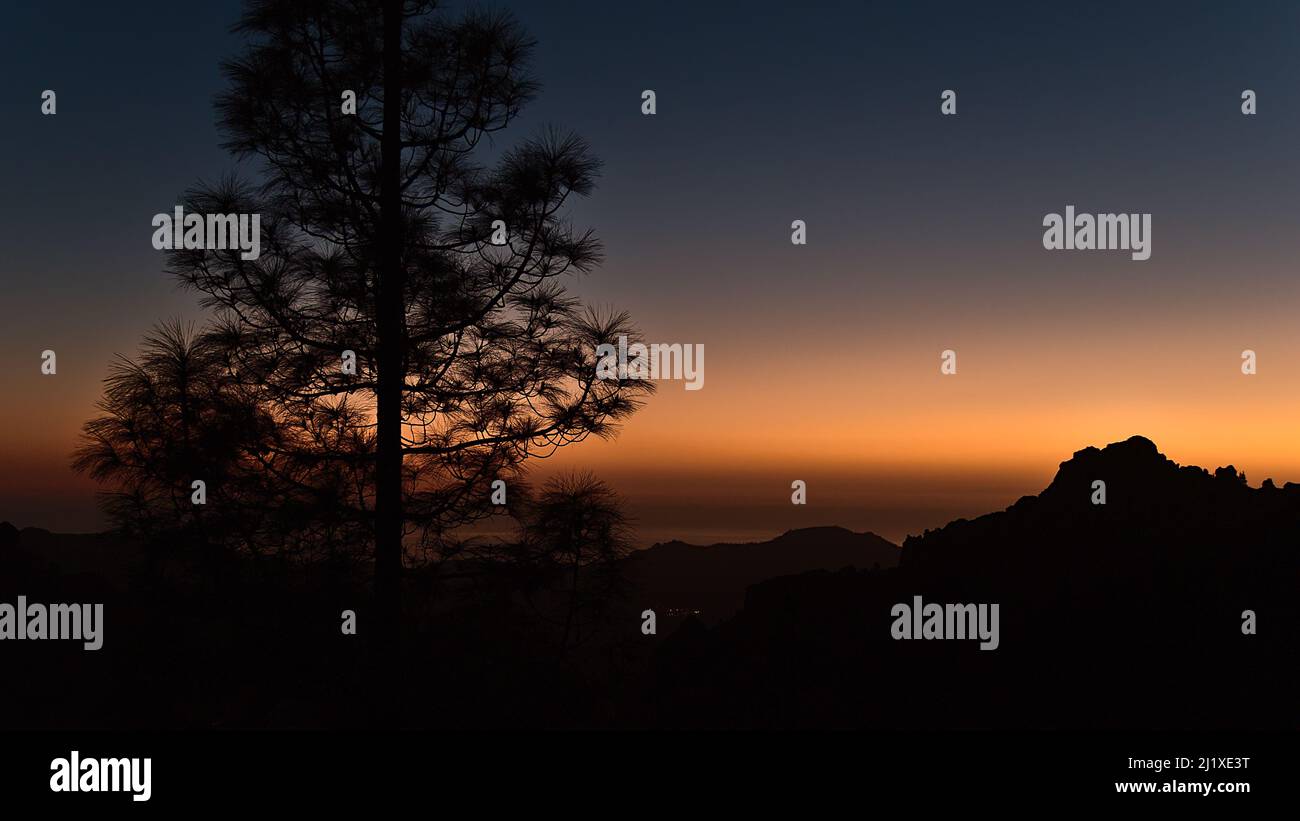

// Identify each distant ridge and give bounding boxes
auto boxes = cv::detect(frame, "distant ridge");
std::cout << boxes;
[0,524,135,592]
[628,525,899,622]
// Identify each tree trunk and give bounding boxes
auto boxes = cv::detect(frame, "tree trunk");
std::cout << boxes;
[374,0,405,656]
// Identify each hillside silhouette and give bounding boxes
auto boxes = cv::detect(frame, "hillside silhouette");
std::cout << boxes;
[2,436,1296,729]
[643,437,1299,729]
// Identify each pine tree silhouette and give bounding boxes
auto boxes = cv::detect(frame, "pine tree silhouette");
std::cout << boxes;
[84,0,653,662]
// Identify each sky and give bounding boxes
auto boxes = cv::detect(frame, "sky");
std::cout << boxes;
[4,1,1300,544]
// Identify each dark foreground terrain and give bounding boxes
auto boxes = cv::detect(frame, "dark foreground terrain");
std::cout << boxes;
[1,436,1295,730]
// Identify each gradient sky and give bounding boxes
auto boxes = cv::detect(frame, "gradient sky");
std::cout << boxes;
[4,1,1300,543]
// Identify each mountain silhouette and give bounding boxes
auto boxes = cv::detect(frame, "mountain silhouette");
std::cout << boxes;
[644,436,1300,729]
[627,526,898,623]
[0,525,135,592]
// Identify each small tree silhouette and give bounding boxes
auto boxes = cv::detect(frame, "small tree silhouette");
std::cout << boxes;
[150,0,652,642]
[73,322,258,567]
[73,321,371,579]
[516,473,635,656]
